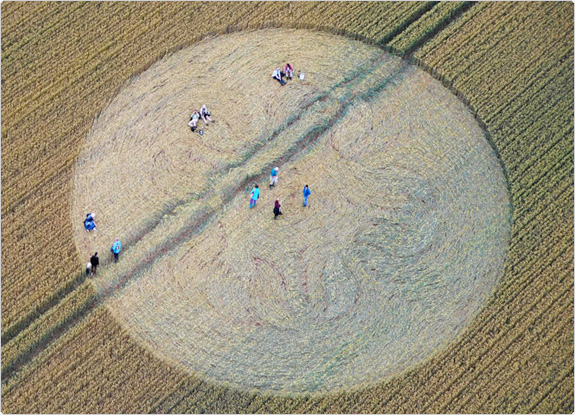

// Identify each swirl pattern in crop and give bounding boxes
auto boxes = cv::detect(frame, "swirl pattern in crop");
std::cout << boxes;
[72,30,511,393]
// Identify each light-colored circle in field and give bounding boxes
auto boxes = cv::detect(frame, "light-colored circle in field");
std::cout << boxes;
[73,29,511,393]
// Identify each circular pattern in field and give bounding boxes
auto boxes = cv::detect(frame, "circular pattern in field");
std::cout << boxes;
[73,29,511,393]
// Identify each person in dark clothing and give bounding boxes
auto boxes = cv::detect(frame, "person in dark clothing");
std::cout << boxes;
[273,198,283,219]
[90,252,99,275]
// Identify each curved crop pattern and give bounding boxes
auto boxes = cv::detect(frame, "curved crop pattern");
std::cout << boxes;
[73,30,511,393]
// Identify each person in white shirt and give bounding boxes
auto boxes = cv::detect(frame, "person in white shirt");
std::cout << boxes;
[200,104,214,125]
[188,110,200,132]
[272,68,286,85]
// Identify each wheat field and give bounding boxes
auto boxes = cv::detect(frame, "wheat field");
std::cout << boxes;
[2,2,573,413]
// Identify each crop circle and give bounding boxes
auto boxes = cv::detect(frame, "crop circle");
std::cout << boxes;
[73,29,511,393]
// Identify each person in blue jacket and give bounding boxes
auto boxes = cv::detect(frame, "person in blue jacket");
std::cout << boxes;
[249,185,260,209]
[84,213,97,232]
[303,184,311,207]
[270,167,279,189]
[111,238,122,262]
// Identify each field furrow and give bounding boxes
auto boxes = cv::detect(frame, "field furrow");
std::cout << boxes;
[360,2,418,40]
[507,351,573,413]
[510,134,572,201]
[373,2,437,46]
[477,48,573,121]
[420,3,526,76]
[4,4,185,132]
[473,326,573,412]
[421,273,572,413]
[440,287,573,412]
[511,175,572,255]
[1,2,93,82]
[451,4,568,92]
[2,3,135,104]
[530,366,575,414]
[495,86,572,159]
[385,270,572,412]
[0,2,68,53]
[148,377,205,414]
[489,82,573,155]
[413,2,492,64]
[378,245,572,413]
[1,307,186,414]
[1,282,96,380]
[388,2,469,55]
[512,151,572,226]
[1,307,111,408]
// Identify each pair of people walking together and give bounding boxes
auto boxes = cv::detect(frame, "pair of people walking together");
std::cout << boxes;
[85,238,122,276]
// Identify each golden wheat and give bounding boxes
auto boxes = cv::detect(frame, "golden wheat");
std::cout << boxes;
[1,2,572,413]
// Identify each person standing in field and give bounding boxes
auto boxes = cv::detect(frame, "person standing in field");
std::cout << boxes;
[270,167,279,189]
[303,184,311,207]
[111,239,122,263]
[90,252,99,275]
[273,198,282,220]
[249,185,260,209]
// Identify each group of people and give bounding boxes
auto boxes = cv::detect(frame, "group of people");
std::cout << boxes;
[83,174,310,276]
[86,68,311,276]
[189,104,214,133]
[249,167,311,220]
[83,213,122,276]
[272,63,303,85]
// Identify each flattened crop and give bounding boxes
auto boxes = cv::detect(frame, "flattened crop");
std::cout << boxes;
[72,30,511,393]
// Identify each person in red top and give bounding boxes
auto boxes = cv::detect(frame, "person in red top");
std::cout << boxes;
[273,198,283,220]
[284,63,294,80]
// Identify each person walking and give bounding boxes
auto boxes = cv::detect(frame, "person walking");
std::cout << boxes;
[111,239,122,263]
[273,198,283,219]
[303,184,311,207]
[249,185,260,209]
[270,167,279,189]
[90,252,99,275]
